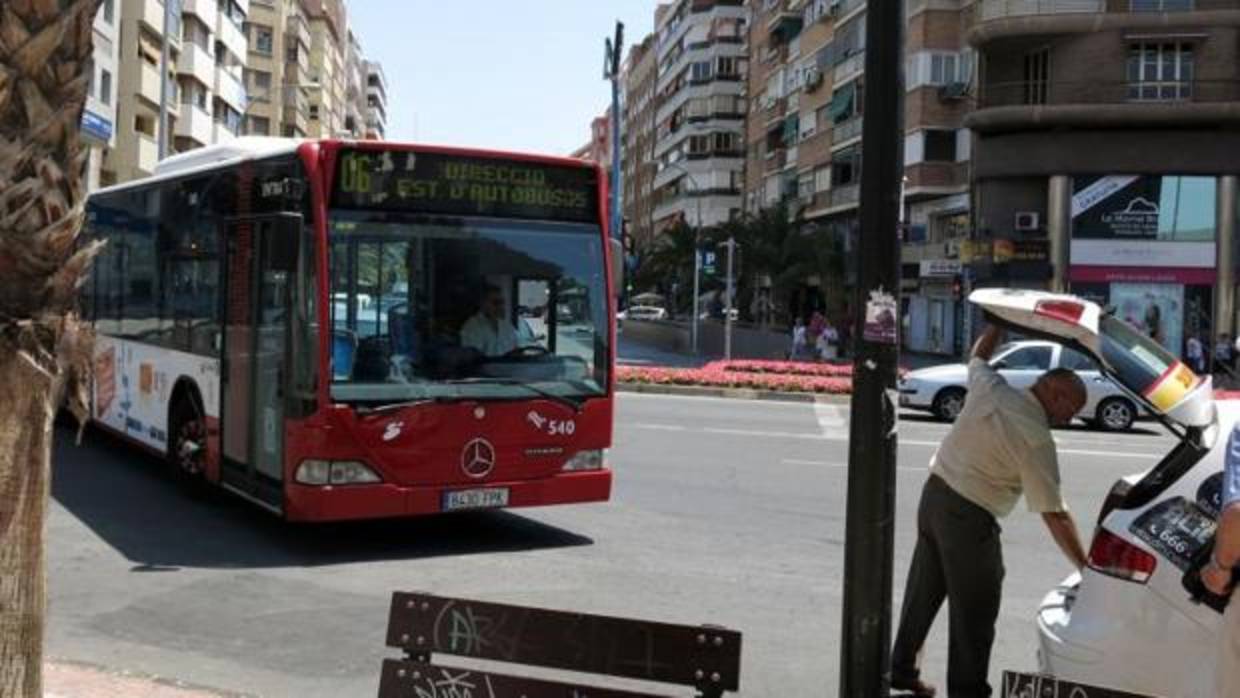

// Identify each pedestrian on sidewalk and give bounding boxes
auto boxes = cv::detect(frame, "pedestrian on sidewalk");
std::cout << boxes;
[1187,333,1206,375]
[790,317,807,360]
[1203,424,1240,697]
[890,324,1089,698]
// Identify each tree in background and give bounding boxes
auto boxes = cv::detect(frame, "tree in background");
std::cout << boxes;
[0,1,104,694]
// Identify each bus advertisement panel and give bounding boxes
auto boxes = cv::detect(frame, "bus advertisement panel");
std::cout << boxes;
[82,139,615,521]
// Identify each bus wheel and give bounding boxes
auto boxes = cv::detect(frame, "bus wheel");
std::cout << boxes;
[168,396,207,482]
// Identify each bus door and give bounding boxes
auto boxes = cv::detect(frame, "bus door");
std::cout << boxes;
[220,214,302,512]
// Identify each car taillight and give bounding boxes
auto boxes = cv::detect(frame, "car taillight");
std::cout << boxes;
[1096,478,1133,528]
[1088,528,1156,584]
[1034,299,1085,325]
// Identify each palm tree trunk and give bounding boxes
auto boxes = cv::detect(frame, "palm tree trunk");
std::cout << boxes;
[0,1,104,694]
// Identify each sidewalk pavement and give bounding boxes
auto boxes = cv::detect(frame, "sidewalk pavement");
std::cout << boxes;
[45,661,248,698]
[617,336,707,368]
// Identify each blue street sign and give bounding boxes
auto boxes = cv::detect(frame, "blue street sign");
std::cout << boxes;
[80,109,113,142]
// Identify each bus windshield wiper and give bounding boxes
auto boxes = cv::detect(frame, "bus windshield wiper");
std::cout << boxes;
[445,377,585,413]
[354,396,454,415]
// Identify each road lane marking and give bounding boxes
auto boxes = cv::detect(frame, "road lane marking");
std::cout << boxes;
[782,458,929,472]
[814,403,847,432]
[623,423,1152,460]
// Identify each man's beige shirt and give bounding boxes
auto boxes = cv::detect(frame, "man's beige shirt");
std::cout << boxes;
[929,358,1068,518]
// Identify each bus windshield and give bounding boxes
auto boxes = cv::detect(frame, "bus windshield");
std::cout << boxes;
[328,211,609,407]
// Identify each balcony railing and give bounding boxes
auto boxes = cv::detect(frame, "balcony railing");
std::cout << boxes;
[832,115,864,144]
[978,79,1240,108]
[975,0,1104,21]
[828,184,860,209]
[834,52,864,84]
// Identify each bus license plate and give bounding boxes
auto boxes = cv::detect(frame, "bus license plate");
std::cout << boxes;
[443,488,510,512]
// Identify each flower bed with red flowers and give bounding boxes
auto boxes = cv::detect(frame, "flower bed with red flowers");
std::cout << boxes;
[703,359,854,378]
[617,364,852,394]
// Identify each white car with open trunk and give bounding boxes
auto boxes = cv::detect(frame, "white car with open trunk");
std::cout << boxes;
[969,288,1223,698]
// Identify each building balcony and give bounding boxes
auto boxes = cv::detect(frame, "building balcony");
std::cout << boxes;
[138,1,182,46]
[904,162,970,196]
[135,133,158,175]
[765,8,804,44]
[286,12,312,52]
[181,0,219,27]
[174,104,214,146]
[974,0,1104,23]
[804,183,862,218]
[214,68,245,111]
[213,122,237,144]
[834,51,864,86]
[133,60,178,114]
[967,79,1240,133]
[831,115,864,147]
[969,0,1240,45]
[763,97,788,127]
[216,12,247,61]
[764,148,787,173]
[176,43,215,87]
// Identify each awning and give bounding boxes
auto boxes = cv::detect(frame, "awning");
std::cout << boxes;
[829,84,855,122]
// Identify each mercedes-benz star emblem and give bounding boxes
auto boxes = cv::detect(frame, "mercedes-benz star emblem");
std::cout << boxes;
[460,438,496,479]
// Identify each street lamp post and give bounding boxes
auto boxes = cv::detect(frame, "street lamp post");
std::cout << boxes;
[721,236,738,360]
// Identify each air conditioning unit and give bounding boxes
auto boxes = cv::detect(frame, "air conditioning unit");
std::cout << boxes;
[1015,211,1040,232]
[805,69,824,92]
[938,82,968,101]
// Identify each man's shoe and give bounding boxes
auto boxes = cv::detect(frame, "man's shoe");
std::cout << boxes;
[890,677,937,697]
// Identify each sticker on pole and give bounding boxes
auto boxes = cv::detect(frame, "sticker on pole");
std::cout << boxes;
[862,289,898,345]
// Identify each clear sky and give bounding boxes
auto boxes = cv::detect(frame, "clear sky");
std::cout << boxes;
[348,1,658,156]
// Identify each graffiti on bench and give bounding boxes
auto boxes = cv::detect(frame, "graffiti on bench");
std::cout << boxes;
[378,659,675,698]
[1002,672,1159,698]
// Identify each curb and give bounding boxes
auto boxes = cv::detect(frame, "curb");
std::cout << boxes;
[45,659,253,698]
[617,382,851,404]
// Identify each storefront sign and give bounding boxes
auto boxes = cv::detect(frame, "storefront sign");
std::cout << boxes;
[919,259,961,278]
[1069,265,1216,285]
[1071,239,1214,268]
[1072,174,1216,240]
[993,239,1048,264]
[958,239,990,264]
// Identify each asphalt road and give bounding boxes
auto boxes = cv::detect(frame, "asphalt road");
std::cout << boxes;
[45,395,1180,696]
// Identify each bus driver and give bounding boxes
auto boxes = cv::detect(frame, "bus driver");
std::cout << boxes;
[460,285,518,356]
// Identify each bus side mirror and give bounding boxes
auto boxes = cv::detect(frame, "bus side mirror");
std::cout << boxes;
[268,214,304,272]
[610,237,623,298]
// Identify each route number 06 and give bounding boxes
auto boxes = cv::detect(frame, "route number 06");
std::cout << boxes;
[339,153,372,193]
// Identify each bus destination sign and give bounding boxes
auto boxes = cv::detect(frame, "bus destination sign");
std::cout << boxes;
[332,148,599,223]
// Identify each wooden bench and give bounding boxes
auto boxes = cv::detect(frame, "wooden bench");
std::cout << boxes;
[379,592,743,697]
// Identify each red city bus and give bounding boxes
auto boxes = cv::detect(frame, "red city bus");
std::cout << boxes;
[83,138,618,521]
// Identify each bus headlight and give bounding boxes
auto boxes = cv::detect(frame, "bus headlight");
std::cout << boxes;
[562,449,607,472]
[295,459,383,485]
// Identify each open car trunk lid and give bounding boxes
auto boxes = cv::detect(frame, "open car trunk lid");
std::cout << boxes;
[969,288,1216,430]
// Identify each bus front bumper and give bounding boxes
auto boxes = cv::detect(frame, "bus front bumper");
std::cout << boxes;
[283,469,613,522]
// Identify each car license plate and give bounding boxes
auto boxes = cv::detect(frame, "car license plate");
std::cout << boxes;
[442,488,510,512]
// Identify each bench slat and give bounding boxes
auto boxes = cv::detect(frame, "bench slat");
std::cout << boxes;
[386,593,742,692]
[378,659,678,698]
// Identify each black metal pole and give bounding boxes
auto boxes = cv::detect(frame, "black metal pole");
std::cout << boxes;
[839,0,905,695]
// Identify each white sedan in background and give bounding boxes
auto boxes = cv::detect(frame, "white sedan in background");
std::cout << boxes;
[898,340,1140,431]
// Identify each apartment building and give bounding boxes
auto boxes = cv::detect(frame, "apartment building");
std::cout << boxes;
[365,60,388,140]
[303,0,348,137]
[242,0,313,138]
[82,0,122,191]
[571,111,612,164]
[343,29,366,137]
[109,0,248,182]
[743,0,972,354]
[651,0,749,231]
[622,33,660,252]
[968,0,1240,358]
